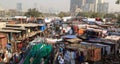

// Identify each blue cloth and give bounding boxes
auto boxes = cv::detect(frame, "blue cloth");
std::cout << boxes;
[79,55,84,62]
[40,25,46,31]
[61,35,77,39]
[69,29,73,35]
[59,47,63,52]
[6,44,11,49]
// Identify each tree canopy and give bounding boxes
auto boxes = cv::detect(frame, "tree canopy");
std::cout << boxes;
[24,8,42,17]
[58,12,71,18]
[77,12,104,18]
[90,13,100,18]
[117,14,120,23]
[104,14,117,18]
[77,12,90,17]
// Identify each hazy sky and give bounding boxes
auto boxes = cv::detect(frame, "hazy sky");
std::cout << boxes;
[0,0,120,13]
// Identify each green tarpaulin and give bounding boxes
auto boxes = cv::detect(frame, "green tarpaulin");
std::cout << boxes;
[23,43,52,64]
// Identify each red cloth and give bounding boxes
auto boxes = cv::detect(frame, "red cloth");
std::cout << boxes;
[74,26,78,33]
[63,30,65,33]
[18,43,23,49]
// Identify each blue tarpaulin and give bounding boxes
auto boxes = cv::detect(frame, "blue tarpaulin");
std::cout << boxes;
[61,35,77,39]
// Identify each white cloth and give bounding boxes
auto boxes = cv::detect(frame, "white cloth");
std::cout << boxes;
[64,51,70,62]
[63,27,71,33]
[59,58,65,64]
[66,27,71,33]
[60,27,62,30]
[58,55,62,61]
[70,52,76,64]
[70,52,76,59]
[3,57,7,62]
[71,59,75,64]
[106,46,111,55]
[102,30,107,34]
[7,53,12,58]
[119,49,120,54]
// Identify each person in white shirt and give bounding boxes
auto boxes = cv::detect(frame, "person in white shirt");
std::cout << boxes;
[59,57,65,64]
[58,54,65,64]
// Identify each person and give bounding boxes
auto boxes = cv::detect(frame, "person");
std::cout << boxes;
[79,52,84,64]
[30,57,34,64]
[40,58,45,64]
[1,53,5,60]
[58,54,65,64]
[52,30,56,37]
[69,28,73,35]
[119,49,120,54]
[59,47,63,54]
[0,57,2,62]
[19,52,24,60]
[9,57,13,64]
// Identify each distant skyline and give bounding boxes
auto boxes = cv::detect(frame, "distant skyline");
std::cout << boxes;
[0,0,120,13]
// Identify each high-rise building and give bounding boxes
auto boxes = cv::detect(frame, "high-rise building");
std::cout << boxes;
[70,0,109,13]
[16,3,22,12]
[70,0,85,12]
[86,0,95,3]
[94,0,98,12]
[97,2,109,13]
[98,0,104,3]
[16,3,22,16]
[83,3,95,12]
[86,0,99,12]
[70,0,79,12]
[83,3,89,12]
[103,3,109,13]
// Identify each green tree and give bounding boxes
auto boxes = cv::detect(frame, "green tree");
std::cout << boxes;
[24,8,42,17]
[76,12,104,18]
[58,12,70,18]
[84,12,92,17]
[90,12,102,18]
[104,14,117,18]
[117,14,120,23]
[76,12,90,17]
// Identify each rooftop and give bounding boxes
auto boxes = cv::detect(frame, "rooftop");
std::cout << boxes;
[6,23,44,27]
[0,29,21,33]
[2,27,26,31]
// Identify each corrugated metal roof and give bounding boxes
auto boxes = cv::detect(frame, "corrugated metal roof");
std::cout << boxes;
[6,23,44,27]
[2,27,26,30]
[0,29,21,33]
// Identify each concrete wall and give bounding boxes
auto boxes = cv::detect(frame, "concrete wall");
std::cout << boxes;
[0,33,7,49]
[0,22,6,28]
